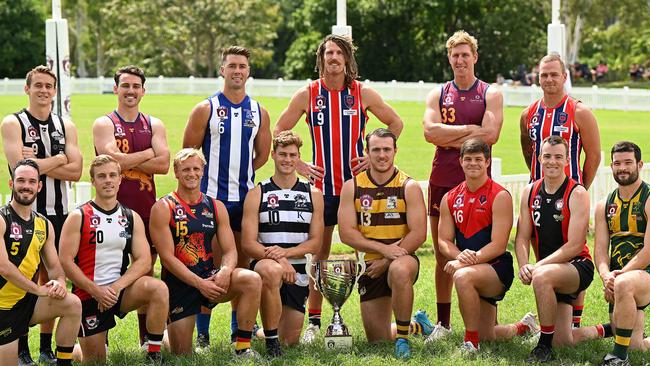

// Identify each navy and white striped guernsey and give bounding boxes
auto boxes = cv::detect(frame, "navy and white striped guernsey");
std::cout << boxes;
[201,92,261,202]
[258,178,313,265]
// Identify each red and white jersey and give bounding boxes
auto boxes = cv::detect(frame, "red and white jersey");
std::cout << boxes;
[306,79,368,196]
[73,201,133,301]
[526,95,583,184]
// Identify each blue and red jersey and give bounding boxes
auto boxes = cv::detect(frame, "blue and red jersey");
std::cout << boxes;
[306,79,368,196]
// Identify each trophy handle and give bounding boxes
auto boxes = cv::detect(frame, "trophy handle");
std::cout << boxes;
[356,251,366,283]
[304,253,318,291]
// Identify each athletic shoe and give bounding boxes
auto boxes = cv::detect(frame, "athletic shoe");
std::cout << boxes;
[520,312,539,334]
[394,338,411,359]
[38,350,57,365]
[234,348,261,360]
[140,340,149,352]
[459,341,479,355]
[599,353,630,366]
[18,351,37,366]
[301,323,320,344]
[527,344,555,363]
[196,333,210,352]
[265,338,283,358]
[424,322,452,343]
[412,309,434,336]
[146,352,162,364]
[252,322,263,339]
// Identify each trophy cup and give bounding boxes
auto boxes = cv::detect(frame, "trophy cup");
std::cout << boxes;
[306,252,366,350]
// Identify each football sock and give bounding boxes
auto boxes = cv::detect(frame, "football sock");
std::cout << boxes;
[539,325,555,348]
[308,309,322,328]
[612,327,633,360]
[40,332,53,352]
[196,313,211,337]
[464,330,479,348]
[436,302,451,328]
[572,305,584,328]
[396,320,410,340]
[55,345,73,366]
[235,329,253,353]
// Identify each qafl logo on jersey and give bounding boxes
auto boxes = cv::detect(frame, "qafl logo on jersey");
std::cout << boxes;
[315,95,327,111]
[453,194,464,209]
[607,203,618,218]
[89,215,101,228]
[532,195,542,210]
[9,222,22,240]
[360,194,373,211]
[530,114,541,127]
[216,106,228,120]
[267,194,279,209]
[555,199,564,211]
[27,126,40,141]
[114,124,126,137]
[443,94,454,106]
[174,205,186,220]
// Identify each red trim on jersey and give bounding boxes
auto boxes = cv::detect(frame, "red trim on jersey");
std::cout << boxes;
[171,192,200,220]
[74,203,97,301]
[328,83,343,193]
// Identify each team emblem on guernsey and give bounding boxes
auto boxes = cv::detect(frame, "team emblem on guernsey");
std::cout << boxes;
[9,223,22,240]
[114,124,126,137]
[453,194,464,209]
[35,229,45,243]
[553,213,564,222]
[607,203,618,218]
[479,195,487,205]
[554,199,564,211]
[532,195,542,210]
[268,194,279,209]
[90,215,101,228]
[27,125,40,140]
[315,95,327,111]
[386,196,397,210]
[243,109,256,128]
[558,112,569,125]
[216,106,228,119]
[344,95,355,109]
[360,194,373,211]
[118,216,128,227]
[294,194,308,210]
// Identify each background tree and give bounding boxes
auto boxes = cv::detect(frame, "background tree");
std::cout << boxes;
[0,0,46,78]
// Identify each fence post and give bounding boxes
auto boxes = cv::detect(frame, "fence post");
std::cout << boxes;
[592,84,599,109]
[277,77,284,97]
[492,157,502,182]
[74,182,92,208]
[188,75,195,95]
[623,86,629,112]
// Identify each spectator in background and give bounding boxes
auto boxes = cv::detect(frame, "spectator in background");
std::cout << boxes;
[590,61,608,83]
[629,63,643,81]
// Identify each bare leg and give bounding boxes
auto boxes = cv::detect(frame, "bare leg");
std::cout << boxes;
[0,340,19,366]
[306,225,334,323]
[167,315,195,355]
[360,297,392,342]
[78,332,108,362]
[388,256,418,324]
[278,306,306,346]
[254,260,283,331]
[431,216,452,326]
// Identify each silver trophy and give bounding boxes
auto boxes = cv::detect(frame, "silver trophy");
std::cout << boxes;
[306,252,366,349]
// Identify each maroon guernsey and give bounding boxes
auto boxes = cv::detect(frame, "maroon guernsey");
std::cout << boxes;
[429,79,490,187]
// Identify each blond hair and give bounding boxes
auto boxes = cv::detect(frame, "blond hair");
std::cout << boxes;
[273,130,303,151]
[90,155,121,179]
[446,30,478,55]
[173,148,206,170]
[539,53,567,73]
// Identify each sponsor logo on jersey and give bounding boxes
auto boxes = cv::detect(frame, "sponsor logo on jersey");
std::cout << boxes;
[119,231,131,239]
[553,213,564,222]
[201,208,214,219]
[106,218,112,223]
[555,199,564,211]
[51,130,63,141]
[171,306,184,315]
[267,194,279,209]
[294,194,309,210]
[315,95,327,111]
[606,203,618,218]
[27,125,40,140]
[9,222,23,240]
[360,194,373,211]
[202,223,214,229]
[386,196,397,210]
[343,109,358,116]
[553,125,569,133]
[470,94,483,103]
[384,212,400,219]
[90,215,101,228]
[85,315,98,330]
[216,106,228,119]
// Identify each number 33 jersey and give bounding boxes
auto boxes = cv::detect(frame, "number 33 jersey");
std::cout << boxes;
[446,178,506,252]
[74,201,134,300]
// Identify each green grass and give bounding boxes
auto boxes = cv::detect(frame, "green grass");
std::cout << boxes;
[1,94,649,364]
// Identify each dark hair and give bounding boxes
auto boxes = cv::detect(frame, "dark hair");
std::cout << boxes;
[26,65,56,86]
[222,46,251,64]
[460,138,490,159]
[611,141,642,162]
[114,65,146,86]
[365,128,397,149]
[13,159,40,178]
[541,135,569,155]
[316,34,358,88]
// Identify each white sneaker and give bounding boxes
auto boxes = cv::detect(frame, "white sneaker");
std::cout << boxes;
[234,348,261,360]
[301,324,320,344]
[520,312,539,334]
[424,322,452,344]
[459,341,479,354]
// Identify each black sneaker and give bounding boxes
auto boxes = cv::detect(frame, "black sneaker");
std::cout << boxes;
[527,344,555,363]
[265,338,283,358]
[195,333,210,352]
[599,353,630,366]
[18,351,37,366]
[146,351,162,363]
[38,350,57,365]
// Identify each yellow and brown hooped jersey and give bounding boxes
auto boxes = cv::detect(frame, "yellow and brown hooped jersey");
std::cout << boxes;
[354,169,411,260]
[0,205,48,309]
[605,181,650,272]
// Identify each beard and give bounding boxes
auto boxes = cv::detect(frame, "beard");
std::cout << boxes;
[613,169,639,186]
[12,188,37,206]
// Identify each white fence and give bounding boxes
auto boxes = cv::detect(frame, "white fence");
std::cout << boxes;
[3,77,650,111]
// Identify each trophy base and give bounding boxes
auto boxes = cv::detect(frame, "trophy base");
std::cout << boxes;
[324,335,352,350]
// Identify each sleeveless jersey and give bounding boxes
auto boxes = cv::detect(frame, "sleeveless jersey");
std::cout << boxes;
[104,111,156,220]
[13,109,70,216]
[201,92,261,202]
[429,79,490,187]
[526,95,583,184]
[73,201,134,301]
[161,192,217,281]
[446,178,509,252]
[528,177,591,260]
[307,79,368,196]
[354,169,410,261]
[258,178,313,265]
[0,205,48,309]
[605,182,650,271]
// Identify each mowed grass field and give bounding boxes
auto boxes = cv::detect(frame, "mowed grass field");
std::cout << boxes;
[1,94,650,365]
